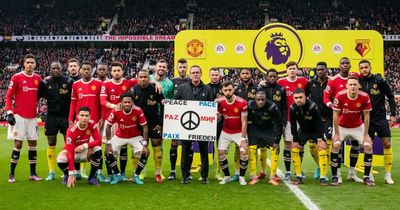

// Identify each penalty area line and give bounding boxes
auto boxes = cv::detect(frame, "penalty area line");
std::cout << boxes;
[267,159,320,210]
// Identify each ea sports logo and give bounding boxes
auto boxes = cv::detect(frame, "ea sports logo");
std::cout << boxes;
[252,23,303,72]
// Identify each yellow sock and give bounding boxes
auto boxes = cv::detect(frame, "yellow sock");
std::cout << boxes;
[260,147,268,173]
[318,149,328,178]
[249,145,258,176]
[309,142,319,166]
[384,147,393,174]
[47,146,56,172]
[153,146,162,174]
[234,145,240,173]
[81,162,86,173]
[131,155,138,170]
[270,147,279,177]
[292,147,302,177]
[326,139,332,161]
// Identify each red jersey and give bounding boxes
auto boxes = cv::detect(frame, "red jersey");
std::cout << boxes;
[276,76,308,120]
[332,90,372,128]
[65,120,101,172]
[100,78,138,119]
[6,71,42,118]
[106,106,147,138]
[323,73,360,108]
[69,78,103,123]
[218,96,248,134]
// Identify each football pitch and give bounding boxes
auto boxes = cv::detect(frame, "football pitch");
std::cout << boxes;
[0,127,399,210]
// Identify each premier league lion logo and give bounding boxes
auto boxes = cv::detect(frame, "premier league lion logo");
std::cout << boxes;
[265,33,291,65]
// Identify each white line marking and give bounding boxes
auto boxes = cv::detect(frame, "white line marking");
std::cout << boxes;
[267,159,320,210]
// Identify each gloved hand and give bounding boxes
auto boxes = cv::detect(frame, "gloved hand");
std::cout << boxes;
[7,113,16,126]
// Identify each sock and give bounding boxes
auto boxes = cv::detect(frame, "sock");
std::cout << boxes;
[98,156,104,174]
[364,152,373,177]
[106,153,120,174]
[81,162,87,174]
[349,145,359,168]
[170,145,178,171]
[153,146,162,175]
[326,139,332,161]
[234,145,240,174]
[47,146,56,173]
[239,157,249,177]
[331,152,339,177]
[120,147,128,174]
[260,147,268,174]
[248,145,258,176]
[105,153,113,175]
[338,145,343,168]
[291,147,302,177]
[89,151,101,178]
[219,159,230,176]
[28,146,37,175]
[10,148,21,176]
[309,142,319,166]
[135,153,149,176]
[384,147,393,174]
[318,149,328,178]
[131,155,138,171]
[74,162,80,173]
[270,147,279,177]
[57,162,69,176]
[299,150,304,163]
[283,149,291,173]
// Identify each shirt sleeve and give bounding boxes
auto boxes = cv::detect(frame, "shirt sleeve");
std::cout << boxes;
[5,75,17,113]
[289,106,299,142]
[87,125,102,148]
[68,83,77,122]
[65,129,76,173]
[138,108,147,126]
[363,95,372,111]
[332,93,341,111]
[323,79,334,107]
[106,109,117,124]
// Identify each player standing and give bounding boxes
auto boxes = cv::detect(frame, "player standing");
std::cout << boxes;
[359,60,396,184]
[6,54,43,183]
[276,61,308,180]
[217,80,249,185]
[331,77,374,186]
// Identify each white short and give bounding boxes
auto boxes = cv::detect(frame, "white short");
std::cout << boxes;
[7,114,38,141]
[57,146,102,163]
[283,121,296,142]
[218,131,245,151]
[111,136,145,157]
[335,124,365,145]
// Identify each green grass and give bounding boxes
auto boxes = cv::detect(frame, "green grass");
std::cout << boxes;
[0,127,399,210]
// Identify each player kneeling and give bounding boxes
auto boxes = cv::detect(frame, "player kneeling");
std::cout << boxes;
[290,89,328,186]
[57,106,102,187]
[105,92,149,185]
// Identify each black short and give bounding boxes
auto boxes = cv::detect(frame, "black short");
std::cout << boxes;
[248,127,276,147]
[323,118,333,140]
[45,115,69,136]
[148,125,162,139]
[369,118,391,138]
[297,130,319,145]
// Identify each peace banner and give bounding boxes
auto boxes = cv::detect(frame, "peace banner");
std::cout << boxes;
[162,99,217,141]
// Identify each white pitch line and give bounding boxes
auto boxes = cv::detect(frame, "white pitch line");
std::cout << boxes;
[267,159,320,210]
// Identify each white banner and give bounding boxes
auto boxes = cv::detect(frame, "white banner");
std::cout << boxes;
[162,99,217,141]
[383,35,400,41]
[0,35,175,42]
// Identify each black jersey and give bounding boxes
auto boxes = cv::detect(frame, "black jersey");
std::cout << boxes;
[360,74,396,120]
[261,83,287,124]
[235,82,260,102]
[131,83,164,125]
[307,77,332,119]
[289,99,324,142]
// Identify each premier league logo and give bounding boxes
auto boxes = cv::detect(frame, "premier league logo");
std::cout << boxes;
[265,33,291,65]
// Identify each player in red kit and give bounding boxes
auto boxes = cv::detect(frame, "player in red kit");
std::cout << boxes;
[6,54,43,183]
[323,57,359,183]
[331,77,374,186]
[99,61,138,182]
[217,80,249,186]
[68,61,103,179]
[276,61,308,180]
[57,106,103,187]
[105,93,150,185]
